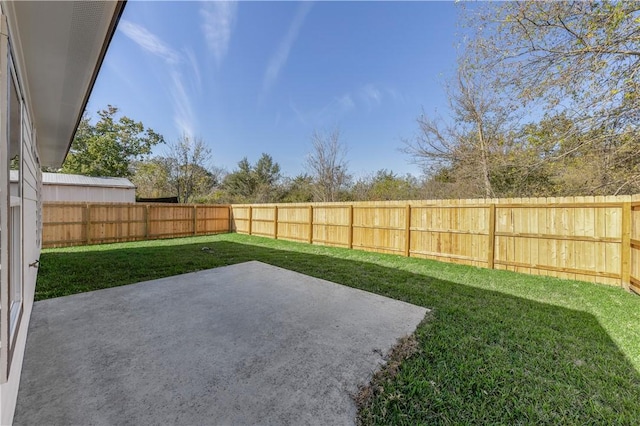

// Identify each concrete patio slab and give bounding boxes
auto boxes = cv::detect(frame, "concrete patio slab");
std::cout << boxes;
[14,261,427,425]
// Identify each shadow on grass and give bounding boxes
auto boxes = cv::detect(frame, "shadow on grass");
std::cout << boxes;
[37,240,640,424]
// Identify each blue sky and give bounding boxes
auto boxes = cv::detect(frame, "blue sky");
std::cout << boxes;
[87,1,462,179]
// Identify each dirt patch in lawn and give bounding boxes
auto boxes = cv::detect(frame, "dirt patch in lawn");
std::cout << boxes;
[354,312,433,418]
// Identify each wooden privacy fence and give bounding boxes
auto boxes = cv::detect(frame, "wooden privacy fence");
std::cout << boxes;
[43,196,640,293]
[43,202,231,248]
[231,196,640,293]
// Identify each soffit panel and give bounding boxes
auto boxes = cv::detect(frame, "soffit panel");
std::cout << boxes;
[5,1,123,167]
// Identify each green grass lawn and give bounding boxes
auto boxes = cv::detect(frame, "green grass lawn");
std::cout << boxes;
[37,233,640,424]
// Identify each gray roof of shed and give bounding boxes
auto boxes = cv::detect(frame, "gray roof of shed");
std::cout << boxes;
[10,171,135,189]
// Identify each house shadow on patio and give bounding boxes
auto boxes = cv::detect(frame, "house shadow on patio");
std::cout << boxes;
[17,239,640,424]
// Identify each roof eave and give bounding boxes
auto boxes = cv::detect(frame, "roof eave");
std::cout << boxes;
[63,1,127,168]
[3,1,127,168]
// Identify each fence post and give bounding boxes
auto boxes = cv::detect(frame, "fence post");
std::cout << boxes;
[404,204,411,257]
[248,206,253,236]
[274,205,278,239]
[487,204,496,269]
[228,206,232,233]
[85,203,91,245]
[193,205,198,236]
[308,205,313,244]
[145,205,150,239]
[348,204,354,249]
[621,202,631,291]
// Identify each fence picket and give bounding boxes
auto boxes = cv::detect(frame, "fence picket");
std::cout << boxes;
[42,197,639,291]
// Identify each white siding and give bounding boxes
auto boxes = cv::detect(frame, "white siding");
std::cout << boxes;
[1,105,38,426]
[0,10,41,424]
[21,107,39,306]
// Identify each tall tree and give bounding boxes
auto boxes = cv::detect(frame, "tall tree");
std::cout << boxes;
[404,64,515,198]
[223,157,256,202]
[130,158,173,199]
[62,105,163,177]
[253,153,282,202]
[305,129,351,202]
[281,174,315,203]
[164,135,214,203]
[466,1,640,195]
[222,154,283,203]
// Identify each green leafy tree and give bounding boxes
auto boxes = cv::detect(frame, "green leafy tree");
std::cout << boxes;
[62,105,163,177]
[351,170,421,201]
[130,158,173,198]
[222,157,258,202]
[222,153,283,203]
[281,174,315,203]
[253,153,282,202]
[131,136,223,203]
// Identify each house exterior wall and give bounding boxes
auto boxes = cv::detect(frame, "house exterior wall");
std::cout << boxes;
[0,0,124,422]
[0,9,41,425]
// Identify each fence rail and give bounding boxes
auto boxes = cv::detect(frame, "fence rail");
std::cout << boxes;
[43,195,640,293]
[231,196,640,292]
